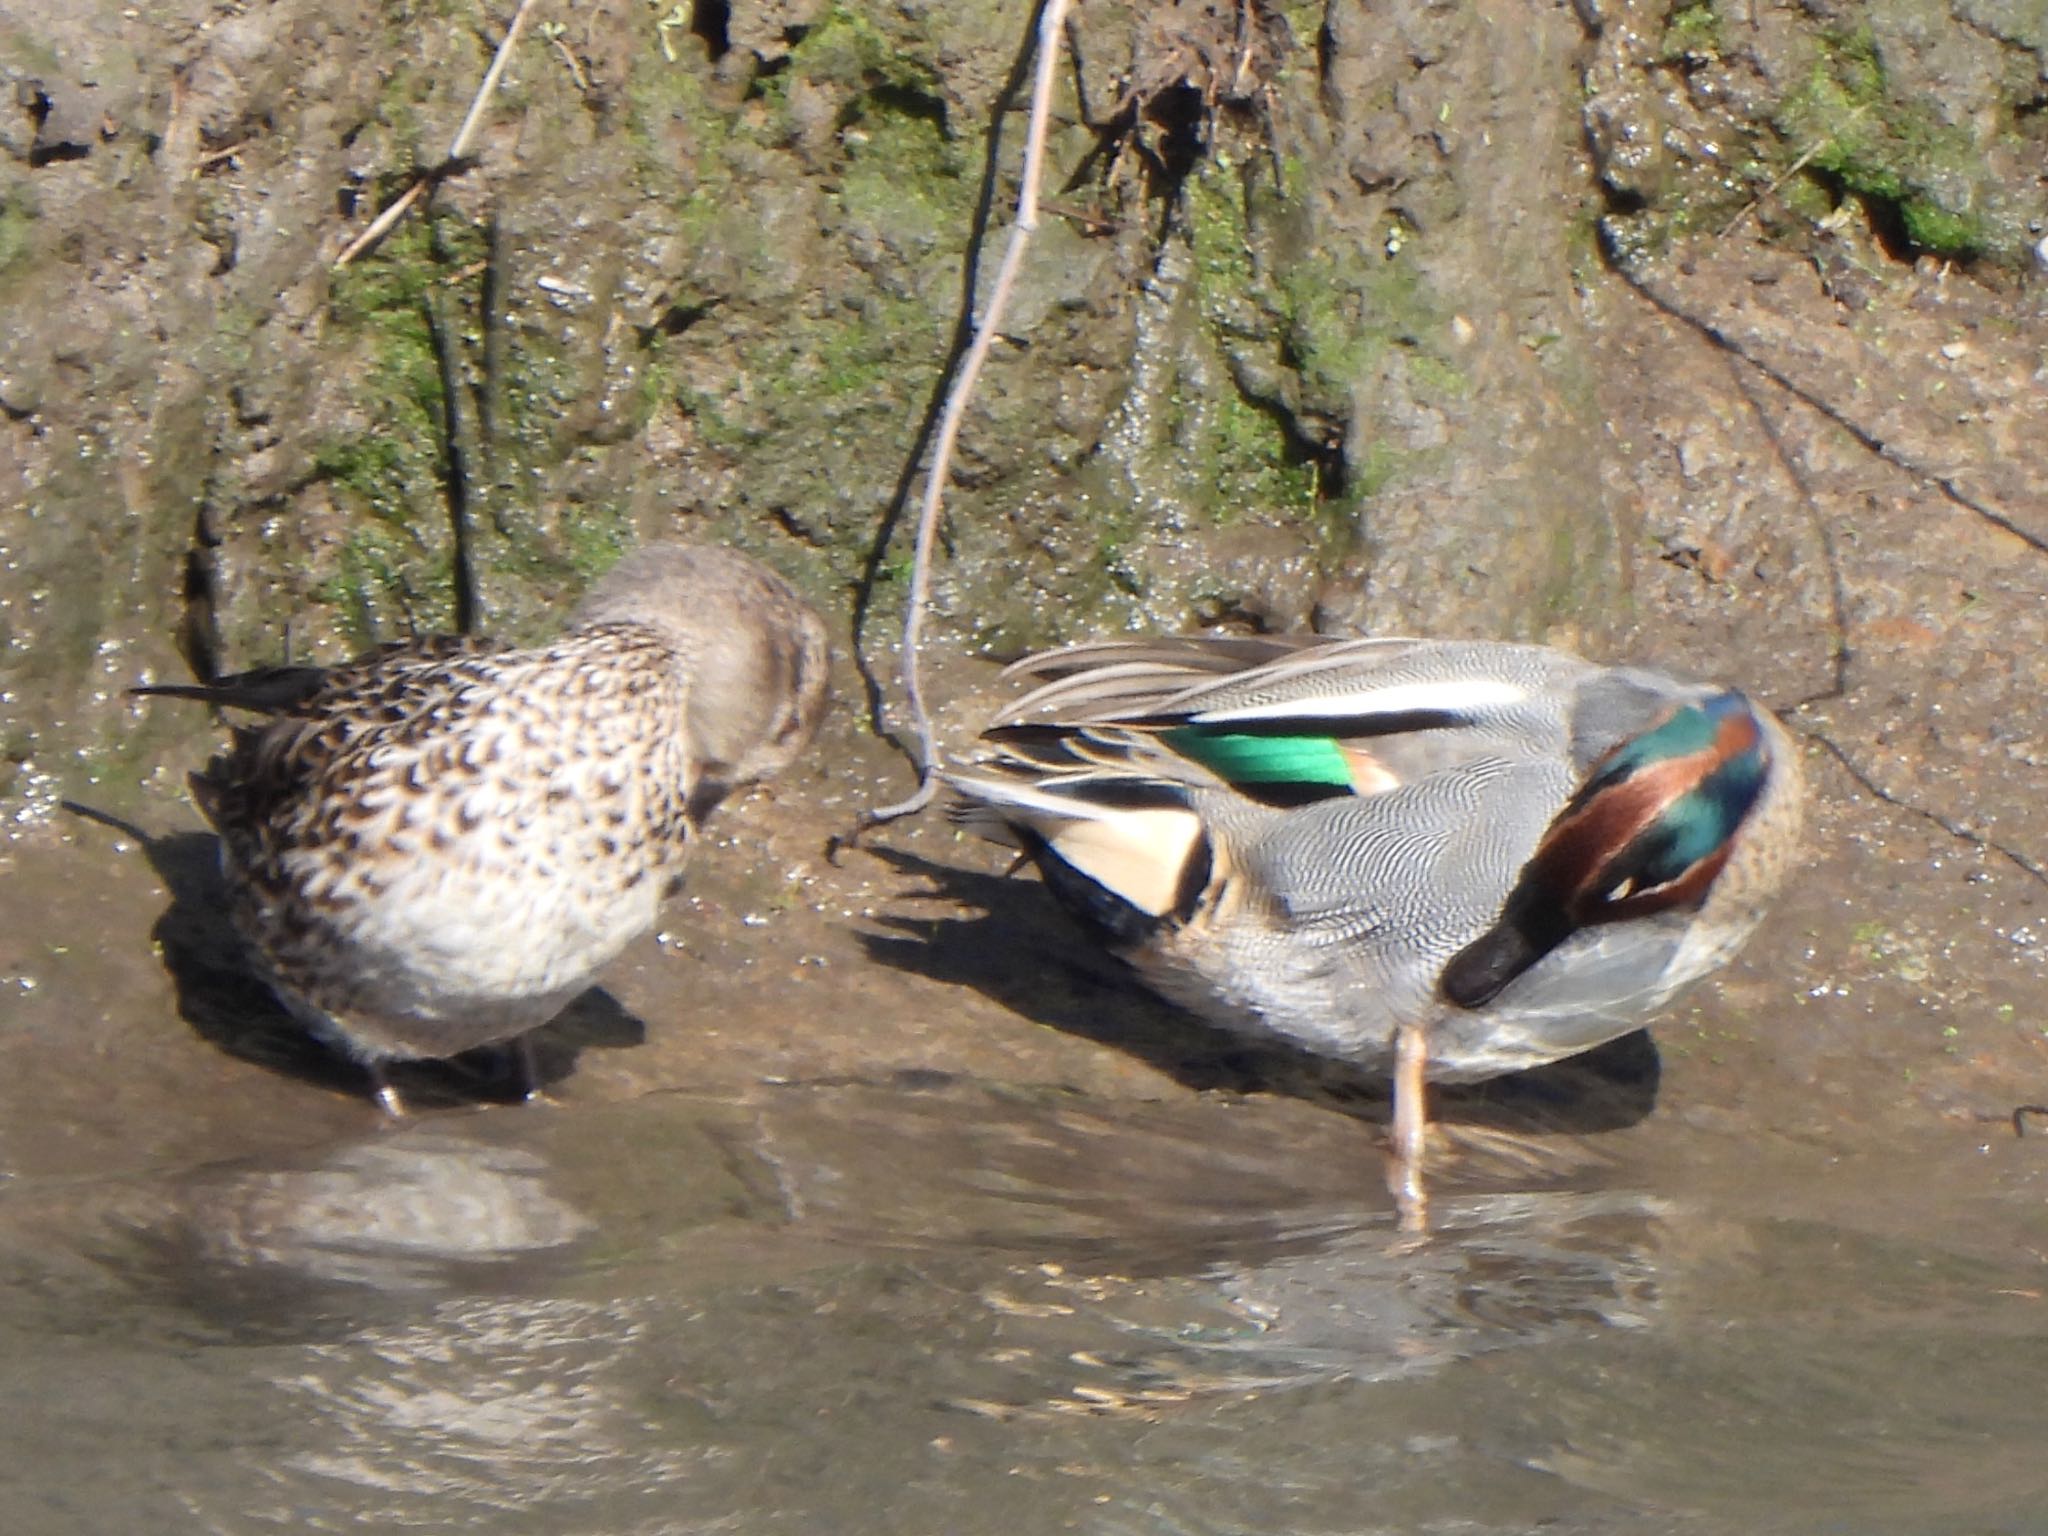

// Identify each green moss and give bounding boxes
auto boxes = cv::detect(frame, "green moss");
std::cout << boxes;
[1274,152,1309,204]
[838,97,966,243]
[1092,517,1148,596]
[677,286,942,451]
[1277,253,1376,391]
[1660,3,1721,64]
[320,223,447,531]
[311,435,412,514]
[1351,440,1405,499]
[630,342,677,433]
[1776,28,1994,258]
[675,382,748,449]
[1899,200,1983,254]
[1198,391,1317,520]
[1408,352,1471,400]
[619,10,969,591]
[1775,170,1835,223]
[1168,151,1386,572]
[314,198,646,643]
[627,37,736,161]
[810,294,934,396]
[782,4,946,104]
[1187,166,1259,331]
[316,524,455,646]
[1602,8,2041,265]
[1188,154,1445,405]
[370,55,428,152]
[558,512,633,580]
[312,220,462,644]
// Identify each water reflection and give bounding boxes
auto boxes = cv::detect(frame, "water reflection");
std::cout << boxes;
[930,1189,1664,1421]
[271,1295,697,1520]
[0,1081,2041,1534]
[158,1131,594,1294]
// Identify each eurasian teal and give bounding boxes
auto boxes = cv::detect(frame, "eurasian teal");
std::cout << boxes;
[947,635,1805,1221]
[138,543,830,1112]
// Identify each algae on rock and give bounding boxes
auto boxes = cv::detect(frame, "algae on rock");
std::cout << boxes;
[4,0,2042,823]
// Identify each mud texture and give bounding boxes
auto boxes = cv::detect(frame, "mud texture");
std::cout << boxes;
[0,0,2042,1182]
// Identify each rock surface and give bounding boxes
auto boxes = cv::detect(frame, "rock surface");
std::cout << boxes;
[0,0,2041,1168]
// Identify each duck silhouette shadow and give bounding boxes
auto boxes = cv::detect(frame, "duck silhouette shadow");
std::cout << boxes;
[854,843,1662,1139]
[65,804,645,1111]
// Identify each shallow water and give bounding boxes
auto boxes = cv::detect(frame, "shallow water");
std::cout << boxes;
[4,1074,2044,1536]
[4,776,2045,1536]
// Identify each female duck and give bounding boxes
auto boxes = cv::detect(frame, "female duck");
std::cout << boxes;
[139,544,830,1113]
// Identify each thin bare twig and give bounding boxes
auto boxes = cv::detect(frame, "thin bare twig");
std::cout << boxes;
[1717,106,1867,240]
[546,31,590,92]
[336,179,429,267]
[447,0,539,161]
[863,0,1071,826]
[335,0,541,268]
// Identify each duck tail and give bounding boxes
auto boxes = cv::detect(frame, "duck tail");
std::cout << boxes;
[129,665,332,714]
[946,772,1214,932]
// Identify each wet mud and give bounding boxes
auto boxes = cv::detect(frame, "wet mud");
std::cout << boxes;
[2,0,2046,1529]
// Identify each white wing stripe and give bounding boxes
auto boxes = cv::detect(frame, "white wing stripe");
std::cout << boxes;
[1189,677,1529,725]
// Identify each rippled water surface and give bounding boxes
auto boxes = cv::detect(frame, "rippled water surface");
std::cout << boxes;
[4,1075,2044,1535]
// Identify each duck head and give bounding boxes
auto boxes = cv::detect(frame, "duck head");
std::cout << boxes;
[1441,689,1776,1009]
[572,544,831,820]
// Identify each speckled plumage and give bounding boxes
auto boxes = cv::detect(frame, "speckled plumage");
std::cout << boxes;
[947,635,1805,1085]
[143,544,829,1105]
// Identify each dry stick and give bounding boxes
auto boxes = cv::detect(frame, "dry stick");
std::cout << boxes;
[446,0,540,158]
[864,0,1072,825]
[336,180,428,268]
[1716,106,1866,240]
[335,0,542,268]
[547,32,591,93]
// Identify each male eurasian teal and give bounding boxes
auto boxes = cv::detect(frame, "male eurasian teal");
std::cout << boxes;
[137,544,829,1113]
[947,636,1805,1220]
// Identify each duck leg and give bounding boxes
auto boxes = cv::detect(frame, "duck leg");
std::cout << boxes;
[1389,1020,1430,1232]
[513,1035,547,1104]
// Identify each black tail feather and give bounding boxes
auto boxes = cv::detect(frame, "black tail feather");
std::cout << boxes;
[129,666,331,714]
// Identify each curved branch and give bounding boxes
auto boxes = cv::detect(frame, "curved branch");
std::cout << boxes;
[862,0,1072,828]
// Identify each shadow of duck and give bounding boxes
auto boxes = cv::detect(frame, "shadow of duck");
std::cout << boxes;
[853,842,1662,1144]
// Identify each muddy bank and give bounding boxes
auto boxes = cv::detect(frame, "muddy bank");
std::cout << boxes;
[0,11,2045,1531]
[0,0,2040,1167]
